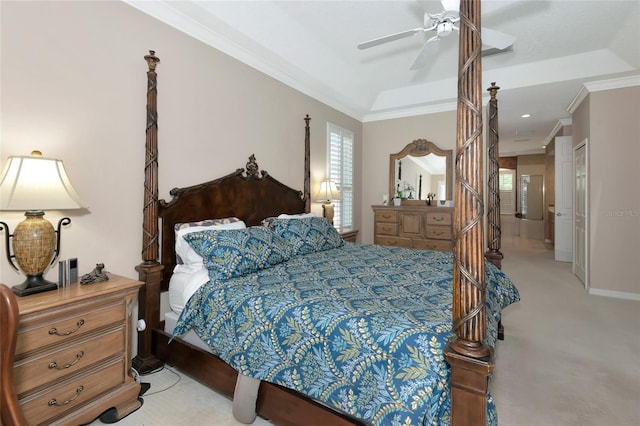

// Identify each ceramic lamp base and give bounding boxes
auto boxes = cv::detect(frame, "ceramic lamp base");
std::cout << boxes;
[12,274,58,296]
[322,203,335,225]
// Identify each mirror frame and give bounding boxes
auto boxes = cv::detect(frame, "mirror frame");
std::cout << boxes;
[389,139,453,202]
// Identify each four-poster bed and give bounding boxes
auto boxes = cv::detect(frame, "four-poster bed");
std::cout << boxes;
[132,1,517,424]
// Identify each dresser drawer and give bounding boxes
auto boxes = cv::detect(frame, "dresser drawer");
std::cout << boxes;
[375,222,398,236]
[16,301,125,357]
[413,239,452,251]
[14,326,124,395]
[21,358,124,426]
[374,210,398,223]
[426,212,452,226]
[425,225,452,240]
[375,236,412,248]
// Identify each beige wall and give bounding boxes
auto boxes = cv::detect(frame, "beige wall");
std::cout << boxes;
[361,111,457,243]
[583,86,640,295]
[0,1,361,285]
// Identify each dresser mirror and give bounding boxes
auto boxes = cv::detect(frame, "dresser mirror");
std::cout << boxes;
[389,139,453,202]
[520,174,544,219]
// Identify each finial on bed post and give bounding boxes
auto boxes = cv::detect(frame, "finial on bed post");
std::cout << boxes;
[304,114,311,213]
[485,82,503,270]
[134,50,165,375]
[445,1,494,425]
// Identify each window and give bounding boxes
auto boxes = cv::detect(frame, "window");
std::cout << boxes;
[327,123,354,229]
[499,169,516,214]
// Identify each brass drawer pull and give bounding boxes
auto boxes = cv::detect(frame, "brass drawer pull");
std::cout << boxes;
[48,351,85,370]
[432,217,444,221]
[48,386,84,407]
[382,214,393,219]
[49,319,85,336]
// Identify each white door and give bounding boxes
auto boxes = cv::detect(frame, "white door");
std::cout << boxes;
[555,136,573,262]
[574,141,588,287]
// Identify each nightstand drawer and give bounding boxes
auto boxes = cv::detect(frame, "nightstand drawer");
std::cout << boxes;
[374,210,398,223]
[375,222,398,236]
[425,226,452,240]
[426,212,452,226]
[14,326,124,395]
[21,358,124,426]
[16,301,125,356]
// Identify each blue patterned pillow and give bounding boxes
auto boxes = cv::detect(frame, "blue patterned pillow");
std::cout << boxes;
[183,227,292,280]
[272,217,344,256]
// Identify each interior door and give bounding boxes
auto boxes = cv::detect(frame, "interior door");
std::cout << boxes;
[574,141,587,287]
[554,136,573,262]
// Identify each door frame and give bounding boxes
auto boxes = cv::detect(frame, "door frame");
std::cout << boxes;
[573,139,589,290]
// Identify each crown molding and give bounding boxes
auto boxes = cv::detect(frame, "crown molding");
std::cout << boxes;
[567,74,640,113]
[566,86,589,114]
[584,74,640,92]
[363,102,458,123]
[544,118,573,146]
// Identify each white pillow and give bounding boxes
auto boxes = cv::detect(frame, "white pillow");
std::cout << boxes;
[168,268,209,314]
[175,220,246,269]
[277,212,316,219]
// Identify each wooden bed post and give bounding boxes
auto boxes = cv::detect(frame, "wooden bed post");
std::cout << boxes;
[445,1,494,425]
[485,82,503,270]
[133,50,165,374]
[304,114,311,213]
[485,82,505,341]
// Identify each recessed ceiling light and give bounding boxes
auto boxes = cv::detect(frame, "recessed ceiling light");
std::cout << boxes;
[521,114,531,118]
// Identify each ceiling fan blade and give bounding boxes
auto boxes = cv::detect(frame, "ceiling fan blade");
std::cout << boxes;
[482,0,527,16]
[410,36,440,70]
[440,0,459,13]
[358,27,425,50]
[481,27,516,50]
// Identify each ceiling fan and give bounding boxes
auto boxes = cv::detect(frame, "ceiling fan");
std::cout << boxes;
[357,0,516,70]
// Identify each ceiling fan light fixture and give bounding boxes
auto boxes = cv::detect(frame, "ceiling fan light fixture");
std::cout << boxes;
[437,21,454,37]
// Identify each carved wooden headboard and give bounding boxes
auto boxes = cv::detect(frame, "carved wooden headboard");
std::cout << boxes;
[157,155,307,291]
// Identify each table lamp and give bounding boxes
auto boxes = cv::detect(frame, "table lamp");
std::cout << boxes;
[315,180,341,225]
[0,151,86,296]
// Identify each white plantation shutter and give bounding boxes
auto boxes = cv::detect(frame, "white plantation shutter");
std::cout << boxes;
[499,169,516,215]
[327,123,354,229]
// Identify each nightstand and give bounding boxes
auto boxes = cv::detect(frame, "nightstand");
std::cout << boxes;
[12,274,142,425]
[340,229,359,242]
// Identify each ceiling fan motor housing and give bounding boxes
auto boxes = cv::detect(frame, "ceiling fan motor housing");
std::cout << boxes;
[437,21,454,37]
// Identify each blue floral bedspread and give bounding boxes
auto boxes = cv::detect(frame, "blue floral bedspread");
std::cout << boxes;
[173,243,520,425]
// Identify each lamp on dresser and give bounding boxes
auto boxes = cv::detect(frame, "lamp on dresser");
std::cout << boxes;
[315,180,341,225]
[0,150,86,296]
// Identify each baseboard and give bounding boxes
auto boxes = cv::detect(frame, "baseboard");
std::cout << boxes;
[588,288,640,301]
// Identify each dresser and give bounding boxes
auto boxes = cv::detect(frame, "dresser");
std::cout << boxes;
[13,274,142,426]
[372,205,454,251]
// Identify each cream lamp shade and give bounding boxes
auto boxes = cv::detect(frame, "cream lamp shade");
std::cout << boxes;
[315,180,341,225]
[0,152,86,210]
[0,151,86,296]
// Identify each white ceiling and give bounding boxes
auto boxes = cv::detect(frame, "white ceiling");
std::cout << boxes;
[124,0,640,156]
